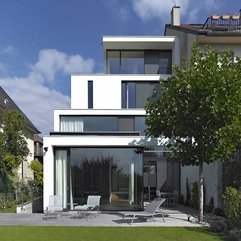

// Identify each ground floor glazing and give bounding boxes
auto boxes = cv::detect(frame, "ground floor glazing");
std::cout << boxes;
[54,147,179,211]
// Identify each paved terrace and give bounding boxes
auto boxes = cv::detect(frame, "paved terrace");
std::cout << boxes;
[0,206,208,227]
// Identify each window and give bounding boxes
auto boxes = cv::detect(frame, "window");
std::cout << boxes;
[135,116,146,135]
[60,116,84,132]
[60,115,146,134]
[118,116,134,132]
[88,81,93,109]
[158,51,172,74]
[122,81,160,108]
[121,82,136,108]
[60,116,117,132]
[121,51,144,74]
[106,50,172,74]
[107,51,120,74]
[84,116,117,132]
[69,147,143,210]
[144,51,159,74]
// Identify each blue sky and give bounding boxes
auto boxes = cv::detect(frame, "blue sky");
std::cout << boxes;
[0,0,240,135]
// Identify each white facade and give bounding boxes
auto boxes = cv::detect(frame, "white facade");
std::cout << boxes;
[71,74,162,110]
[43,36,180,211]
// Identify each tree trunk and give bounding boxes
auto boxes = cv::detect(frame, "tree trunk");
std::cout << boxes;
[198,161,204,223]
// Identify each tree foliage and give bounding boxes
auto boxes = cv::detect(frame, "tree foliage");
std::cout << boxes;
[223,187,241,228]
[0,109,29,179]
[223,147,241,189]
[29,160,43,187]
[145,44,241,165]
[145,44,241,222]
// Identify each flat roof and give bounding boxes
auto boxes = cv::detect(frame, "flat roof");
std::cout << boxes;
[102,36,177,51]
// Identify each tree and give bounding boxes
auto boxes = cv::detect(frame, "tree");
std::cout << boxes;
[145,44,241,223]
[29,160,43,187]
[0,109,29,192]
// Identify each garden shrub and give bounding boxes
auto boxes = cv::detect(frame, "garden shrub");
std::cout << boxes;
[223,187,241,229]
[0,193,15,210]
[230,229,241,241]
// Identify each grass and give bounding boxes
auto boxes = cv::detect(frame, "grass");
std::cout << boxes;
[0,227,232,241]
[0,206,16,213]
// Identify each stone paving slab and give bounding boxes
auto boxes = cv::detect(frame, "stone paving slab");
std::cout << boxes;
[0,211,203,227]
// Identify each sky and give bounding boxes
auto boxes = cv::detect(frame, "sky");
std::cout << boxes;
[0,0,240,135]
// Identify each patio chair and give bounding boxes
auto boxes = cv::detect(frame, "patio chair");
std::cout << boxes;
[119,198,166,224]
[74,195,101,219]
[44,195,63,220]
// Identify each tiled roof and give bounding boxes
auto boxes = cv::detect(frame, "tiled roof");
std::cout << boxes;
[165,19,241,36]
[0,86,40,134]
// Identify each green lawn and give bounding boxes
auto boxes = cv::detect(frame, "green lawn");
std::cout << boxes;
[0,227,231,241]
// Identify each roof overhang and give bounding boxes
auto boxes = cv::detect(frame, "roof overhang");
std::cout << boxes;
[102,36,177,51]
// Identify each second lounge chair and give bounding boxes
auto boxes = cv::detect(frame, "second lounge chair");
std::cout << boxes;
[119,198,166,224]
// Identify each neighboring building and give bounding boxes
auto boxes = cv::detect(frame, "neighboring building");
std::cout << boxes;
[43,36,180,211]
[34,134,43,163]
[165,6,241,208]
[0,87,40,181]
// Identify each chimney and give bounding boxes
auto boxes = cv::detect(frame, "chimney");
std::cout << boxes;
[171,6,180,26]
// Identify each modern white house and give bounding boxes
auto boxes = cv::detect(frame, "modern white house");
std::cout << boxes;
[43,36,180,211]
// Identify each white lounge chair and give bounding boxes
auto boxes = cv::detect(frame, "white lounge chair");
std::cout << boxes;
[119,198,166,224]
[74,195,101,218]
[44,195,63,219]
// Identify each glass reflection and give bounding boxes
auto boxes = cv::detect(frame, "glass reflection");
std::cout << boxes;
[121,51,144,74]
[70,147,143,210]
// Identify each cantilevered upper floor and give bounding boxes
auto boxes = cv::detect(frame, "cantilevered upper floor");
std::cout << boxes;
[102,36,180,75]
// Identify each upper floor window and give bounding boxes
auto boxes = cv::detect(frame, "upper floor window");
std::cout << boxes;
[158,51,172,74]
[122,81,160,109]
[121,51,144,74]
[106,50,172,74]
[60,115,146,134]
[60,116,117,132]
[88,81,93,109]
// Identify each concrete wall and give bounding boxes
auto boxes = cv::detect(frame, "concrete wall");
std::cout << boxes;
[181,161,223,208]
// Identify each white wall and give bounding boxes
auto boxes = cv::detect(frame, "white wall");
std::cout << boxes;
[180,161,222,208]
[71,74,162,109]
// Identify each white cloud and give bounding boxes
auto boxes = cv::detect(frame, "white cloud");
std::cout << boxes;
[31,49,95,83]
[131,0,218,22]
[132,0,174,21]
[107,0,130,22]
[3,45,16,55]
[0,62,7,74]
[0,49,95,135]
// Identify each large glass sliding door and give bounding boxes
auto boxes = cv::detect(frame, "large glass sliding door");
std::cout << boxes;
[54,147,179,210]
[69,147,143,210]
